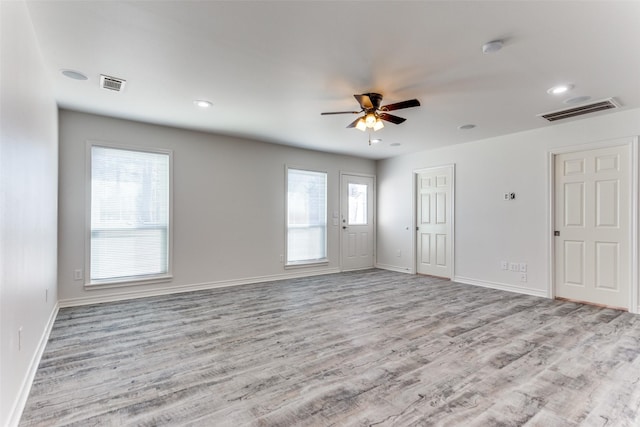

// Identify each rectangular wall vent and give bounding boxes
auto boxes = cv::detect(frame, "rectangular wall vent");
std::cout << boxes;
[539,98,620,122]
[100,75,126,92]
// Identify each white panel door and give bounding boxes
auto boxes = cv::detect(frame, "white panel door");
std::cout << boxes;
[555,145,630,309]
[341,174,374,271]
[416,166,453,278]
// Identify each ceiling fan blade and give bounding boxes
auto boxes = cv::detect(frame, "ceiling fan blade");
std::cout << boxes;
[346,117,362,128]
[321,110,361,115]
[379,113,406,125]
[354,94,373,110]
[381,99,421,111]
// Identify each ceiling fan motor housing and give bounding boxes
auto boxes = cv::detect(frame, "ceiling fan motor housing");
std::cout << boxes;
[364,93,383,111]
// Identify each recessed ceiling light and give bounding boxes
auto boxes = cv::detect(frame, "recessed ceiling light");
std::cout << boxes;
[193,100,212,108]
[482,39,503,54]
[458,124,476,130]
[61,69,88,80]
[390,142,401,147]
[564,95,592,105]
[547,84,573,95]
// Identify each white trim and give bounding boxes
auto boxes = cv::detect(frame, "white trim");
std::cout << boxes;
[284,260,329,269]
[412,164,456,279]
[547,150,555,299]
[375,263,412,274]
[454,276,548,299]
[84,275,173,290]
[59,268,340,308]
[85,140,174,286]
[7,303,59,427]
[339,171,377,272]
[548,137,638,312]
[409,172,417,275]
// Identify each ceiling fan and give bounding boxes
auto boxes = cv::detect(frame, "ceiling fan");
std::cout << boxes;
[321,93,420,131]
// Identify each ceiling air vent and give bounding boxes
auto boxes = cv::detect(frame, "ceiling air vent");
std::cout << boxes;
[539,98,620,122]
[100,74,126,92]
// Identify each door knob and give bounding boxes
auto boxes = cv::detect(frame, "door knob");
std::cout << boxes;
[342,226,348,230]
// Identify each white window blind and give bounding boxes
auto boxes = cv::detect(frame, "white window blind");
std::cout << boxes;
[287,168,327,264]
[90,145,170,283]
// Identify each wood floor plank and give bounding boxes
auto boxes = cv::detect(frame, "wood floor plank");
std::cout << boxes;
[19,270,640,426]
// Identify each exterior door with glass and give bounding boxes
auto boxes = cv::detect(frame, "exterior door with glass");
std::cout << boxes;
[341,174,375,270]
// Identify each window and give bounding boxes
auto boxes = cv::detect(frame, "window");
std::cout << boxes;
[88,144,171,285]
[287,168,327,265]
[348,183,368,225]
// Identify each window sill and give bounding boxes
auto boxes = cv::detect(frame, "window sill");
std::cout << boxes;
[284,260,329,270]
[84,275,173,290]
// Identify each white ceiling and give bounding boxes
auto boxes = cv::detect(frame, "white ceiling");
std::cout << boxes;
[25,1,640,160]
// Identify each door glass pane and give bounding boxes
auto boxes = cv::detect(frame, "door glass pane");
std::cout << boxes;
[348,183,367,225]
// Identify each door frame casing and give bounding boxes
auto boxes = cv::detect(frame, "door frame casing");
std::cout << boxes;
[339,171,376,271]
[412,164,456,277]
[548,137,638,313]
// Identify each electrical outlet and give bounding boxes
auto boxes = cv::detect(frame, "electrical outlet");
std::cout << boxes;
[73,269,83,281]
[519,263,527,272]
[396,250,402,257]
[503,193,510,201]
[520,273,527,282]
[509,262,519,272]
[500,261,508,270]
[279,254,284,263]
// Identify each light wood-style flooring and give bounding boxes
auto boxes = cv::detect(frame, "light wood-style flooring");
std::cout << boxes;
[20,270,640,426]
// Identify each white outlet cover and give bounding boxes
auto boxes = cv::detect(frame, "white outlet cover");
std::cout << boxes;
[509,263,519,271]
[519,263,527,272]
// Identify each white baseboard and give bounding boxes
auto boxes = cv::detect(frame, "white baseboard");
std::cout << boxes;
[375,263,412,274]
[59,267,341,307]
[454,275,549,299]
[7,302,59,427]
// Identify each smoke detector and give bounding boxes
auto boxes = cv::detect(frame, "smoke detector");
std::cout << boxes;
[100,74,126,92]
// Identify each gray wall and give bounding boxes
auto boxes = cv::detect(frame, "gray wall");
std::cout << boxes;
[58,110,376,304]
[0,1,59,425]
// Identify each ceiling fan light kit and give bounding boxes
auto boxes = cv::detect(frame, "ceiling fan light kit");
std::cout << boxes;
[355,113,385,132]
[321,92,420,135]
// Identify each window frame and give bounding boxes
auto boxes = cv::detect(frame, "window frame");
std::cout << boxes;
[285,166,329,268]
[85,141,174,288]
